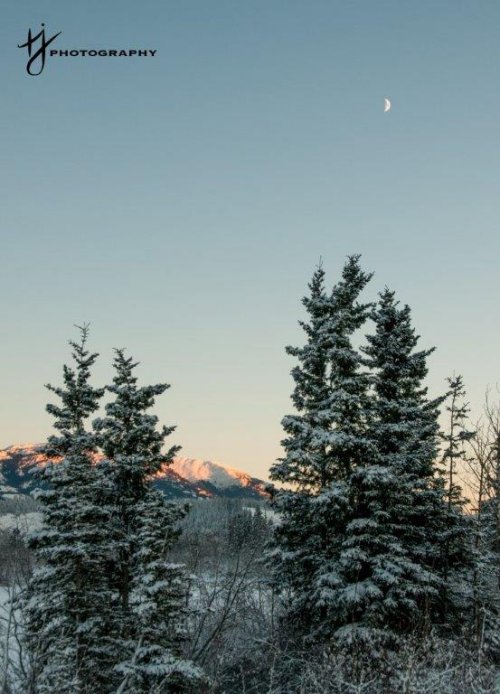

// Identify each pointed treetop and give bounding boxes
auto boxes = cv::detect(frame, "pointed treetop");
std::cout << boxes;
[110,348,140,387]
[368,286,436,367]
[330,255,373,324]
[45,325,104,446]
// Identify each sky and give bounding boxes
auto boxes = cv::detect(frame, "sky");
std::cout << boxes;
[1,1,499,480]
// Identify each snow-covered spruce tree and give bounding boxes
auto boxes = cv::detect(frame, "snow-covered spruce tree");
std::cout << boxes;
[93,349,202,692]
[118,489,202,692]
[328,288,453,650]
[269,256,373,643]
[24,326,114,694]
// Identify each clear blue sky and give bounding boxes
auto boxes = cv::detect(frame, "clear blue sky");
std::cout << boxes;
[1,1,499,479]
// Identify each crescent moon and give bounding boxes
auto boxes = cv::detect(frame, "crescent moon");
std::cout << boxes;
[384,98,391,113]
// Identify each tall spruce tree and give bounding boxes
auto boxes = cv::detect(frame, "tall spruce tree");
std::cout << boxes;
[436,375,474,625]
[327,288,450,649]
[269,256,373,643]
[94,350,180,622]
[93,349,201,693]
[440,376,474,511]
[24,326,113,693]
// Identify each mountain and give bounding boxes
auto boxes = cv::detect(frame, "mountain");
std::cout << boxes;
[170,458,268,496]
[0,444,268,501]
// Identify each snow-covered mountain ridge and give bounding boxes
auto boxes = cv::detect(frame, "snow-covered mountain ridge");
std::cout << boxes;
[170,457,265,490]
[0,444,268,500]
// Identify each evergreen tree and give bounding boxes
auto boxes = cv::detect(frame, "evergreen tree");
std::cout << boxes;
[228,508,255,551]
[327,289,450,650]
[24,326,113,693]
[269,256,373,643]
[94,350,179,624]
[252,505,272,545]
[440,376,474,510]
[93,349,201,692]
[436,375,474,625]
[228,505,271,552]
[117,489,201,693]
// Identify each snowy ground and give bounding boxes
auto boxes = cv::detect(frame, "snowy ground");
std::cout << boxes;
[0,513,43,534]
[242,505,280,523]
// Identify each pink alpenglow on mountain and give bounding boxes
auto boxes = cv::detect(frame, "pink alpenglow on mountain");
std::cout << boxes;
[0,444,268,500]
